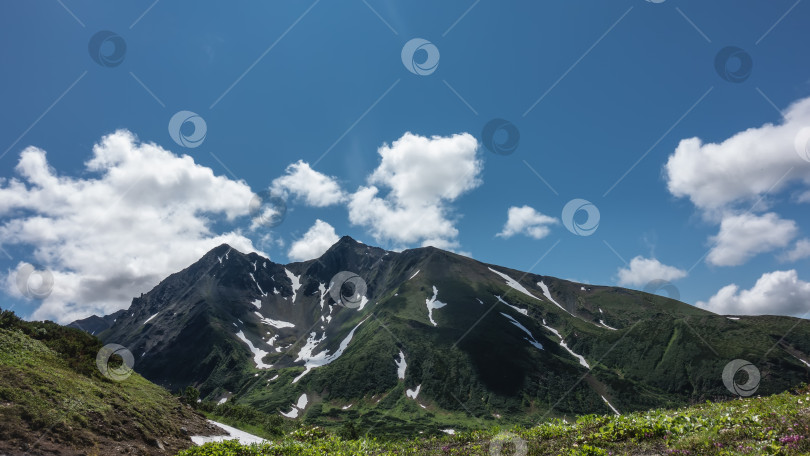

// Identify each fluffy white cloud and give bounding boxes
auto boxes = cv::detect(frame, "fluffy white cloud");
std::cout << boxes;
[497,205,558,239]
[0,130,261,323]
[781,238,810,262]
[270,160,345,207]
[706,212,797,267]
[665,96,810,267]
[347,132,482,249]
[616,256,687,287]
[287,219,339,262]
[665,96,810,213]
[697,269,810,317]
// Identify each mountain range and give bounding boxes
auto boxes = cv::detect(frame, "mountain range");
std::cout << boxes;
[72,236,810,434]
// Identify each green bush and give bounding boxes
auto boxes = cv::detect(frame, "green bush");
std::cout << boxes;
[183,386,200,406]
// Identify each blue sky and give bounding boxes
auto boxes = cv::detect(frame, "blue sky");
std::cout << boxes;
[2,0,810,323]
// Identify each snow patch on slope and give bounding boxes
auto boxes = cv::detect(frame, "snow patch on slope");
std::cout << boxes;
[285,268,302,303]
[409,270,420,280]
[235,330,272,369]
[280,394,308,418]
[395,350,407,380]
[500,312,543,350]
[538,280,601,329]
[600,319,617,330]
[358,296,369,311]
[297,393,308,409]
[406,384,421,399]
[495,295,528,316]
[191,420,265,445]
[795,356,810,368]
[596,307,617,330]
[280,408,299,418]
[296,332,327,362]
[602,396,620,415]
[559,340,589,368]
[537,281,570,314]
[249,273,267,297]
[540,322,589,369]
[143,312,159,325]
[425,286,447,326]
[318,283,330,310]
[252,299,261,310]
[254,311,296,329]
[488,267,541,301]
[292,318,369,383]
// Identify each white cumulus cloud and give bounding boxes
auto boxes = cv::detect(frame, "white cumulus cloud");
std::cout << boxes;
[347,132,482,249]
[616,256,687,287]
[497,205,558,239]
[696,269,810,317]
[665,96,810,212]
[270,160,345,207]
[0,130,261,323]
[781,238,810,262]
[706,212,797,267]
[664,96,810,267]
[288,219,340,262]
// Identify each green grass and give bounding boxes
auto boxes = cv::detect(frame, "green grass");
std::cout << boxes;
[0,309,204,451]
[178,384,810,455]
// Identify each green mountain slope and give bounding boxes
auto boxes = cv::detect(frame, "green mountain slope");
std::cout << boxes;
[179,383,810,455]
[0,310,217,455]
[84,237,810,436]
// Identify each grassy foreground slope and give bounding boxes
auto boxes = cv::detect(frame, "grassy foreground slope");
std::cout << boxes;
[180,384,810,456]
[0,309,216,456]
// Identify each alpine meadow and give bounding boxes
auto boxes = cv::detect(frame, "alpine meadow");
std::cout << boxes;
[1,1,810,455]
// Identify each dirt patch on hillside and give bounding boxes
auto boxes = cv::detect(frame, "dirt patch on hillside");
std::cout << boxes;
[0,404,220,456]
